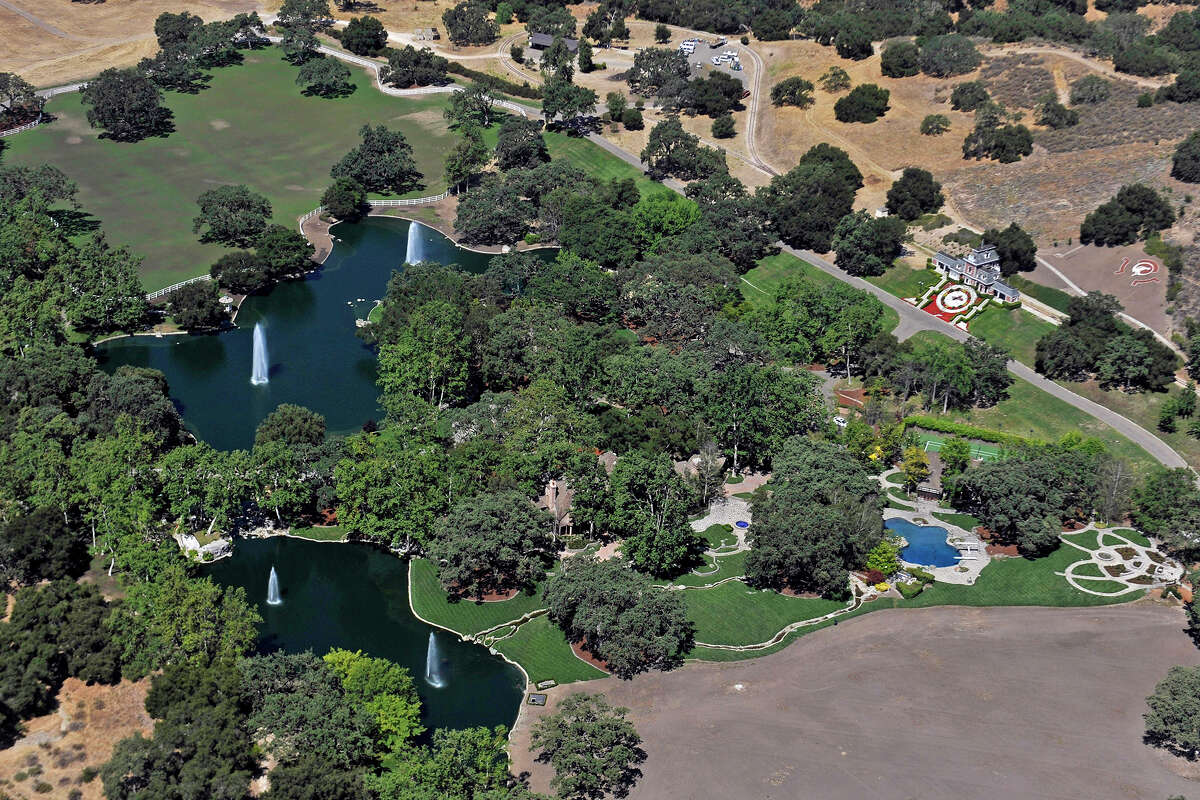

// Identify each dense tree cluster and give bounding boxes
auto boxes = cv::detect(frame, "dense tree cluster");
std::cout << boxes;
[961,102,1033,163]
[0,72,45,128]
[1173,131,1200,184]
[442,1,500,46]
[1035,291,1177,391]
[860,333,1013,412]
[981,222,1037,276]
[757,143,862,252]
[1079,183,1175,246]
[833,83,890,123]
[380,45,450,89]
[885,167,944,221]
[746,437,884,598]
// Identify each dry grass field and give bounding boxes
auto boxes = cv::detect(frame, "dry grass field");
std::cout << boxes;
[0,678,152,800]
[0,0,263,87]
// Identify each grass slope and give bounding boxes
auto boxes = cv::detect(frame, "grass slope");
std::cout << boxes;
[904,331,1156,472]
[682,580,844,646]
[7,50,455,290]
[866,261,940,299]
[490,615,607,685]
[970,305,1055,367]
[409,558,546,636]
[742,252,900,333]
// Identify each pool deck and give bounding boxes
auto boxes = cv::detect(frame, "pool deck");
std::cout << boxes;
[884,508,990,585]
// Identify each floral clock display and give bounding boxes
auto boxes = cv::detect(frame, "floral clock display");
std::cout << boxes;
[933,284,977,315]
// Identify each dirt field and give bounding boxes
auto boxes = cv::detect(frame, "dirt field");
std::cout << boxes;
[512,604,1200,800]
[0,678,152,800]
[1034,242,1174,338]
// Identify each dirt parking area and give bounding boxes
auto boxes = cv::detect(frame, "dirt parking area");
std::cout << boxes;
[513,604,1200,800]
[1035,242,1174,339]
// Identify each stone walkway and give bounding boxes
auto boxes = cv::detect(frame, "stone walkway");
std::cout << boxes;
[690,496,752,555]
[1058,526,1184,596]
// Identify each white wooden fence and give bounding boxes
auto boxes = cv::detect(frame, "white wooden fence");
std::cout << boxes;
[146,275,211,301]
[295,191,452,231]
[0,114,44,138]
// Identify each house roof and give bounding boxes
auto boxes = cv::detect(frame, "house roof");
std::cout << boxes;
[529,32,579,51]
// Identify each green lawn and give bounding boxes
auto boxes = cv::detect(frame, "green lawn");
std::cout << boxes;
[490,615,607,685]
[970,305,1055,367]
[866,261,940,299]
[1059,381,1200,472]
[670,551,748,588]
[900,544,1141,608]
[1009,275,1073,313]
[543,130,657,194]
[699,523,736,549]
[931,511,981,531]
[905,332,1157,473]
[408,559,547,636]
[741,252,900,333]
[682,580,845,646]
[288,525,347,541]
[6,50,455,290]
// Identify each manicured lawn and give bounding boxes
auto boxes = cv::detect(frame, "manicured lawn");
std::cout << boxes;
[408,559,547,636]
[670,551,748,588]
[970,305,1055,367]
[288,525,347,541]
[741,251,837,306]
[900,544,1142,608]
[490,615,607,685]
[931,511,981,531]
[682,580,845,646]
[1009,275,1073,313]
[1109,528,1151,547]
[887,487,912,504]
[6,50,455,290]
[688,604,878,662]
[699,523,736,549]
[905,333,1157,474]
[866,261,940,299]
[1060,381,1200,472]
[543,131,656,194]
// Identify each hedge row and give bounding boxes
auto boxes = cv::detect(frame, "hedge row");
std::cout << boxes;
[901,415,1041,448]
[446,62,543,99]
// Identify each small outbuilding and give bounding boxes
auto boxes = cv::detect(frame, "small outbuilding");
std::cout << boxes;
[528,32,579,53]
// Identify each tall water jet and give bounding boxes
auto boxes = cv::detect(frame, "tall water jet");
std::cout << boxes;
[425,631,446,688]
[266,566,282,606]
[405,221,424,265]
[250,322,269,386]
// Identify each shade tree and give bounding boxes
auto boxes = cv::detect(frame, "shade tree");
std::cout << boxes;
[192,184,272,246]
[427,490,555,598]
[341,15,388,56]
[381,45,449,88]
[756,144,861,252]
[833,84,890,123]
[607,451,704,577]
[543,555,694,678]
[442,1,500,46]
[531,693,645,800]
[296,56,355,97]
[885,167,944,220]
[831,210,906,277]
[981,222,1037,276]
[80,68,172,142]
[331,124,422,196]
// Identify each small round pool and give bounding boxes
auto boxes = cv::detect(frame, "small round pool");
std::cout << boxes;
[885,518,959,568]
[735,521,750,529]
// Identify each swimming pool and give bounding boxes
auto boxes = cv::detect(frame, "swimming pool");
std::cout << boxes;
[885,518,960,568]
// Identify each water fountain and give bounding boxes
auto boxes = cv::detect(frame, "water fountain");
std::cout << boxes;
[404,221,423,265]
[425,631,446,688]
[266,566,282,606]
[250,322,269,386]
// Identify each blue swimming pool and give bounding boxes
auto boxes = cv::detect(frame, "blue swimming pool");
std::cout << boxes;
[886,518,960,568]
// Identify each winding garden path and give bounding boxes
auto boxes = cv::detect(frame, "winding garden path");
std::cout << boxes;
[1058,526,1184,597]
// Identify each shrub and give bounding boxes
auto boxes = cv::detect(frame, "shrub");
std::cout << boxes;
[711,114,735,139]
[908,566,935,584]
[950,81,989,112]
[741,35,750,45]
[901,416,1038,448]
[1137,92,1154,108]
[621,107,644,130]
[819,66,851,93]
[920,113,950,135]
[834,84,890,123]
[771,76,815,108]
[1069,74,1111,105]
[919,34,981,78]
[881,41,920,78]
[863,568,886,584]
[874,582,890,592]
[1035,96,1079,129]
[1172,131,1200,184]
[897,580,924,599]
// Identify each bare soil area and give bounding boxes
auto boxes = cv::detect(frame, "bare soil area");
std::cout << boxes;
[0,678,152,800]
[513,604,1200,800]
[1034,242,1174,338]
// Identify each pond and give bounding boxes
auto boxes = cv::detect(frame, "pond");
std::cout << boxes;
[204,536,526,731]
[97,218,546,450]
[885,518,961,568]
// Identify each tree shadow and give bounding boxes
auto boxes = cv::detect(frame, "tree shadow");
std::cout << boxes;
[98,108,176,142]
[300,84,358,99]
[48,208,102,236]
